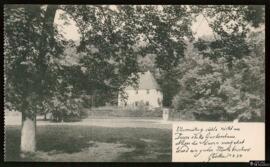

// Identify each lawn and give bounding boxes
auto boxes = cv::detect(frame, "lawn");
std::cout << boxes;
[5,125,172,162]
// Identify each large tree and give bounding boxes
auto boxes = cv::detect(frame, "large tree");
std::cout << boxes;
[130,5,195,106]
[4,5,60,153]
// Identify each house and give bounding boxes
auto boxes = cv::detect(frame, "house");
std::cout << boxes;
[118,70,163,108]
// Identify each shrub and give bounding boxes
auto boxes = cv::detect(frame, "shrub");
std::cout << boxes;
[172,90,196,120]
[50,98,85,122]
[169,109,195,121]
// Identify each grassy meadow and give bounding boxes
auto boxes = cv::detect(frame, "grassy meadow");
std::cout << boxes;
[5,125,171,162]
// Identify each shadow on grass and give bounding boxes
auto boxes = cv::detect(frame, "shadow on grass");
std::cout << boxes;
[5,125,171,162]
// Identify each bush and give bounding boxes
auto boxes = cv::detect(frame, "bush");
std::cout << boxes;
[172,91,196,120]
[50,98,86,122]
[80,108,89,119]
[169,109,195,121]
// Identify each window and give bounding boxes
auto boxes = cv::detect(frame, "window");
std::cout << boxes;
[135,101,138,106]
[146,101,149,106]
[146,89,149,94]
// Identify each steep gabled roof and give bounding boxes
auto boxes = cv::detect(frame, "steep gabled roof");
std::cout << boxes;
[126,71,161,90]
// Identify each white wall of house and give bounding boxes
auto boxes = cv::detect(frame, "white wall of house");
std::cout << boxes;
[118,89,163,108]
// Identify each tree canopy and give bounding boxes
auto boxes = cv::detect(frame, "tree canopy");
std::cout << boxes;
[4,5,265,121]
[173,5,265,121]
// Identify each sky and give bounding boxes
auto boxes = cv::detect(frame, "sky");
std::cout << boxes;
[54,6,214,41]
[191,14,213,38]
[54,10,81,41]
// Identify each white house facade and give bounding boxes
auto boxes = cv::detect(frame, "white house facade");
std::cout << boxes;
[118,71,163,108]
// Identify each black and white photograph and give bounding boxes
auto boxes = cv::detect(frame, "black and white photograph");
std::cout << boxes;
[3,4,266,162]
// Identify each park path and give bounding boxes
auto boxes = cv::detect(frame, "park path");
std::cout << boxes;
[5,114,173,129]
[38,118,173,129]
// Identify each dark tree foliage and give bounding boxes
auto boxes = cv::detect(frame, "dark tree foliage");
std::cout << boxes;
[4,5,64,115]
[133,6,194,106]
[59,5,143,103]
[173,5,265,121]
[58,5,195,107]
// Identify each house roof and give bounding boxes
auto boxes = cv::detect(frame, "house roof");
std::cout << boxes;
[125,71,161,90]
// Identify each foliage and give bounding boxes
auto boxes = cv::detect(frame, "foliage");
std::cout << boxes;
[60,5,142,99]
[50,97,84,122]
[172,5,265,121]
[4,5,265,122]
[193,5,264,63]
[172,89,196,113]
[55,5,196,107]
[4,5,64,115]
[136,6,194,106]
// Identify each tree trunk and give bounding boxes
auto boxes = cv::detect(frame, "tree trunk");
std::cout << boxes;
[91,95,95,108]
[20,112,36,153]
[44,113,47,120]
[20,5,58,154]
